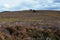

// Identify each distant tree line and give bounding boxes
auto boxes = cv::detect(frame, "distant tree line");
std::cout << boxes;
[30,9,36,13]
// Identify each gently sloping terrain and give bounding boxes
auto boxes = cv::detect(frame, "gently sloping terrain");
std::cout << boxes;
[0,10,60,40]
[0,10,60,22]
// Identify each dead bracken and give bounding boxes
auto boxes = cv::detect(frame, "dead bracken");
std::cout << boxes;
[0,21,59,40]
[0,10,60,40]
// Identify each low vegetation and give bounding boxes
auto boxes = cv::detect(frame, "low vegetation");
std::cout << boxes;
[0,21,59,40]
[0,10,59,40]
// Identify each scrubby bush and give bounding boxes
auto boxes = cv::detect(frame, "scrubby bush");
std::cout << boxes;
[30,9,36,13]
[0,22,60,40]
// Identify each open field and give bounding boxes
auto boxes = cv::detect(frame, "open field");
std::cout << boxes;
[0,10,60,22]
[0,10,60,40]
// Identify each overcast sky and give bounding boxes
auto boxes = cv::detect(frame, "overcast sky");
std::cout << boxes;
[0,0,60,12]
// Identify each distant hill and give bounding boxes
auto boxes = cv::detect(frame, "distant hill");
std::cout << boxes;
[0,10,60,22]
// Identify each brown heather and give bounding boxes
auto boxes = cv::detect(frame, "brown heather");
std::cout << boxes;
[0,10,59,40]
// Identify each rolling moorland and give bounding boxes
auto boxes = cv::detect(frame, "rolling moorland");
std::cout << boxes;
[0,10,60,40]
